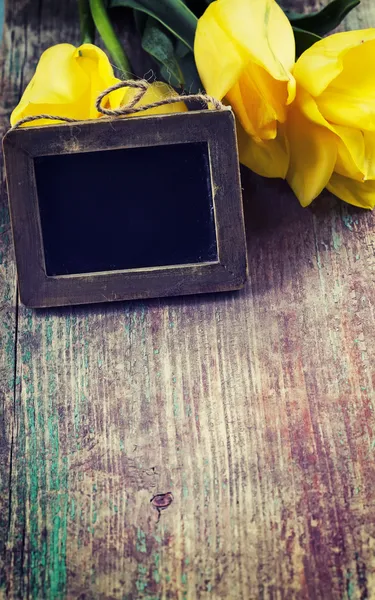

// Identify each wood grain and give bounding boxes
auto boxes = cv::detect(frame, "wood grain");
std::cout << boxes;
[1,1,375,598]
[0,56,17,600]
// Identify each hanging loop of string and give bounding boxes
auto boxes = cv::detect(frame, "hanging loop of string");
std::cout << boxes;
[11,79,226,129]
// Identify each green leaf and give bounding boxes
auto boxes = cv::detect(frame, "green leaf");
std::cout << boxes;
[175,39,190,59]
[142,17,185,86]
[286,0,360,36]
[161,50,202,93]
[293,27,322,58]
[78,0,96,44]
[178,51,202,93]
[110,0,198,50]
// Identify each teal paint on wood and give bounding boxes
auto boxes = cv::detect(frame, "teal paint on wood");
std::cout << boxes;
[46,315,68,599]
[2,0,375,598]
[0,9,18,588]
[15,309,69,599]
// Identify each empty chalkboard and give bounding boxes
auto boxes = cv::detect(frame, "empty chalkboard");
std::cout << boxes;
[3,110,247,307]
[34,142,217,276]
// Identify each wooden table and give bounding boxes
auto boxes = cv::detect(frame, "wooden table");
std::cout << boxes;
[1,1,375,598]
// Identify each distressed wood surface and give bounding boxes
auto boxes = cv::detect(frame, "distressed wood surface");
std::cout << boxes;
[1,1,375,598]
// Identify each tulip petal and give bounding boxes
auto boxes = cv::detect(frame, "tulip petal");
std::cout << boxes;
[195,0,295,101]
[11,44,90,126]
[317,92,375,133]
[334,125,366,182]
[27,44,88,104]
[294,29,375,97]
[226,62,290,140]
[215,0,295,81]
[10,43,123,126]
[334,128,375,182]
[364,132,375,180]
[77,44,123,116]
[327,173,375,209]
[124,82,187,117]
[195,2,248,101]
[318,94,375,131]
[237,120,289,178]
[295,88,335,132]
[286,104,337,206]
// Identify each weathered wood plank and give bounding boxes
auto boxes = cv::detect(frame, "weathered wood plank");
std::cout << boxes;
[282,0,374,28]
[0,0,24,592]
[0,1,81,597]
[0,134,17,595]
[1,0,375,598]
[343,0,375,27]
[0,116,17,600]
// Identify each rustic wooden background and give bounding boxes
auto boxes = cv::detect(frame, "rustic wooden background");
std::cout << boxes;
[1,1,375,598]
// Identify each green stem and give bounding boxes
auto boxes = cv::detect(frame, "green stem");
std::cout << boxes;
[78,0,96,43]
[89,0,132,76]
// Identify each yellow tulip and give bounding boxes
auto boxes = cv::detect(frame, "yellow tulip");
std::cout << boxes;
[121,81,187,118]
[287,30,375,209]
[194,0,296,178]
[11,44,123,126]
[11,43,186,127]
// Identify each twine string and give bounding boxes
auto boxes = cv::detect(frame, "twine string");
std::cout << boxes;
[12,114,80,128]
[11,79,225,129]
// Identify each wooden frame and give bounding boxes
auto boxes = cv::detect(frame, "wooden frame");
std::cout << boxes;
[3,109,248,308]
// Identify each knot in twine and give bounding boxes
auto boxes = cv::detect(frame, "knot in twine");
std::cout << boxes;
[11,79,226,129]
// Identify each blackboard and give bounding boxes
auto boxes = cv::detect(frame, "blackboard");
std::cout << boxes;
[34,142,217,276]
[3,110,247,308]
